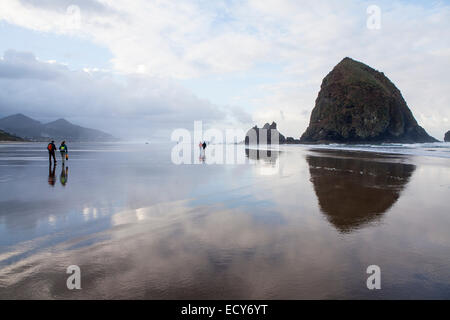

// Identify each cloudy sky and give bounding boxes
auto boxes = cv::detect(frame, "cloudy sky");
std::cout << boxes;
[0,0,449,140]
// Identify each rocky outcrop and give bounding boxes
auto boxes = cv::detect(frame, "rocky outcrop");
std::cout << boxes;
[445,131,450,142]
[245,122,286,145]
[286,137,300,144]
[300,57,438,144]
[0,129,25,141]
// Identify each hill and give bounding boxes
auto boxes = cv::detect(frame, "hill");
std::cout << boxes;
[0,129,26,141]
[0,114,117,142]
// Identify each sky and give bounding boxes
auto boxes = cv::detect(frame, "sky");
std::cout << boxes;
[0,0,449,141]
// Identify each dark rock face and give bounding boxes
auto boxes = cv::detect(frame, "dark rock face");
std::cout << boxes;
[300,57,437,143]
[445,131,450,142]
[286,137,300,144]
[245,121,286,144]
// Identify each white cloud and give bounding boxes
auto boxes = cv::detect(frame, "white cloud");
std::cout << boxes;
[0,50,249,140]
[0,0,449,139]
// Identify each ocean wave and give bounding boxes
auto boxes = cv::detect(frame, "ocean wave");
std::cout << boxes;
[297,142,450,159]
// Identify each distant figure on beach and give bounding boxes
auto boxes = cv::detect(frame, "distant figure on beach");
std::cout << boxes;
[47,140,57,165]
[48,163,56,186]
[60,165,68,186]
[202,141,207,150]
[59,141,68,163]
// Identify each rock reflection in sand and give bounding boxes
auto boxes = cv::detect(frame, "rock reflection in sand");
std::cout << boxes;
[307,150,416,233]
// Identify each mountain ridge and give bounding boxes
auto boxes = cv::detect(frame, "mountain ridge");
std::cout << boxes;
[0,113,117,142]
[0,129,26,141]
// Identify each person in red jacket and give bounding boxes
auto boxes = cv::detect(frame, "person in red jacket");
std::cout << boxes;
[47,140,57,165]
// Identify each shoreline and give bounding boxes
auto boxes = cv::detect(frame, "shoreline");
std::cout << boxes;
[245,142,450,160]
[2,140,449,160]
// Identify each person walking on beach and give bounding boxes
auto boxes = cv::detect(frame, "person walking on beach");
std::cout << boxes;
[202,141,207,150]
[47,140,57,164]
[59,141,68,163]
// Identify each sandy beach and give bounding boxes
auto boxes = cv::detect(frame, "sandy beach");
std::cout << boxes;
[0,142,449,299]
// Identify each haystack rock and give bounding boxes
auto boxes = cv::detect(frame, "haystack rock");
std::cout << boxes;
[245,122,286,144]
[300,57,438,144]
[445,131,450,142]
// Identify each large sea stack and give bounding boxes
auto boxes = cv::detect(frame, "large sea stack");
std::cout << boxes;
[300,57,437,143]
[445,131,450,142]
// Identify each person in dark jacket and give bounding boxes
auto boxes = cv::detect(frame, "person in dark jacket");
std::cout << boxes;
[47,140,57,164]
[59,141,68,163]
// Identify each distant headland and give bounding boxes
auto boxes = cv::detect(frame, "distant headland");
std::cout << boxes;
[0,113,117,142]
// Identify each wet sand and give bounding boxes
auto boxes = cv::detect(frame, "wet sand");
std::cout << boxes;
[0,143,449,299]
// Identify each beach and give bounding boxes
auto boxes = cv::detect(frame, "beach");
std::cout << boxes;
[0,142,449,299]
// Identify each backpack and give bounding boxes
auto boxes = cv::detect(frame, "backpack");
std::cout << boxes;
[48,143,53,151]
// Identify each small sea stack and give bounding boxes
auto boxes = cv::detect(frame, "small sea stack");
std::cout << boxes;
[245,122,286,145]
[445,131,450,142]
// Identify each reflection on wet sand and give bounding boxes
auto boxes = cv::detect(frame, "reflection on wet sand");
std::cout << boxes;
[245,148,279,163]
[48,163,56,187]
[0,201,285,299]
[246,148,281,176]
[306,150,416,233]
[60,166,68,186]
[1,143,449,299]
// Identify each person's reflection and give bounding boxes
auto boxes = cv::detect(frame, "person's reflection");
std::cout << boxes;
[60,166,69,186]
[48,163,56,186]
[306,150,416,233]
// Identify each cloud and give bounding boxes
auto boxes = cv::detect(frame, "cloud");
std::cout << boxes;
[0,50,250,140]
[0,50,63,80]
[0,0,449,138]
[19,0,110,13]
